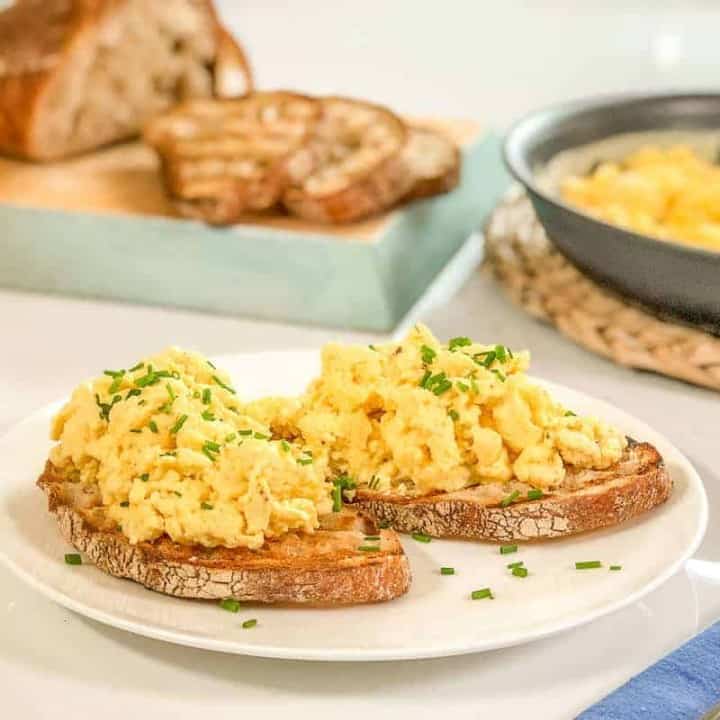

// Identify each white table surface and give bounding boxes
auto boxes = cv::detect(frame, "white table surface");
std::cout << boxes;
[3,1,720,717]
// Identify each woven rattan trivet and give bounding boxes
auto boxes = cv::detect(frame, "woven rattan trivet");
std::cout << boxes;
[484,191,720,391]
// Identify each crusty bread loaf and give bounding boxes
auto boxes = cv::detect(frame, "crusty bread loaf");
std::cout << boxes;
[38,461,411,605]
[352,441,672,542]
[282,96,413,224]
[0,0,252,161]
[144,91,321,223]
[402,126,460,200]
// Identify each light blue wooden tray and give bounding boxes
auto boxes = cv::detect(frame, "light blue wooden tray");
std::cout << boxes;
[0,131,508,331]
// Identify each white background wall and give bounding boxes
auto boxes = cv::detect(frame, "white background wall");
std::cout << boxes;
[218,0,720,127]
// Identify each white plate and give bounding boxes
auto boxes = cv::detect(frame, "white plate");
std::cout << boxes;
[0,351,708,662]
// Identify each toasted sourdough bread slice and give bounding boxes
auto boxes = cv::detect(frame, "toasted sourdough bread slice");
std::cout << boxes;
[38,461,410,605]
[145,91,321,223]
[402,126,461,200]
[0,0,252,161]
[353,442,671,542]
[281,96,413,224]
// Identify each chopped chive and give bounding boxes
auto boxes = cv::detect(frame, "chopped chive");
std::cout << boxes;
[103,369,124,378]
[212,375,236,394]
[419,369,432,388]
[280,440,291,452]
[610,565,623,571]
[129,428,142,434]
[173,491,182,497]
[358,545,380,552]
[193,390,201,399]
[494,345,508,362]
[166,383,176,402]
[471,588,493,600]
[512,566,528,578]
[457,381,470,392]
[448,336,472,351]
[202,388,211,405]
[448,409,460,421]
[575,561,603,570]
[138,399,146,406]
[253,432,269,440]
[297,457,313,465]
[219,598,241,613]
[378,521,391,529]
[527,488,544,500]
[242,619,257,629]
[491,369,506,382]
[148,420,159,433]
[499,544,518,555]
[565,410,577,417]
[140,473,149,482]
[204,440,221,452]
[119,501,129,507]
[201,502,214,510]
[420,344,436,364]
[412,532,431,543]
[169,414,188,434]
[440,567,455,575]
[160,451,176,457]
[64,553,82,565]
[207,360,216,369]
[228,406,239,414]
[364,535,381,542]
[500,490,520,508]
[225,433,237,442]
[202,447,216,462]
[507,561,524,569]
[125,388,142,400]
[368,344,377,351]
[238,429,253,436]
[128,362,144,372]
[332,483,342,512]
[108,371,125,394]
[201,410,216,421]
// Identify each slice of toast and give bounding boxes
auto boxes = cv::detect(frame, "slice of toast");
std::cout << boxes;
[352,441,671,542]
[281,96,413,224]
[38,461,411,605]
[145,91,321,223]
[402,126,461,200]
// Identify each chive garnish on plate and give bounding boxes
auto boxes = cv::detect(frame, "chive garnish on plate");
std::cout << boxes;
[201,502,213,510]
[420,344,436,364]
[148,420,159,433]
[202,388,211,405]
[507,561,524,569]
[128,362,144,372]
[440,567,455,575]
[448,409,460,421]
[219,598,241,613]
[511,566,528,578]
[64,553,82,565]
[471,588,493,600]
[201,410,215,421]
[499,544,518,555]
[576,561,603,570]
[280,440,291,452]
[448,336,472,351]
[238,429,253,436]
[412,532,431,543]
[242,619,257,629]
[358,545,380,552]
[609,565,622,571]
[527,488,543,500]
[140,473,149,482]
[119,501,129,507]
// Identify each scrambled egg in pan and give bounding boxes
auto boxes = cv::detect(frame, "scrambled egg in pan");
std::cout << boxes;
[247,325,626,497]
[562,145,720,251]
[50,349,331,549]
[50,327,626,549]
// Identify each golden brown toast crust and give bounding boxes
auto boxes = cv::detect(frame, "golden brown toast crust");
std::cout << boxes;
[353,442,672,542]
[38,462,411,605]
[402,126,461,201]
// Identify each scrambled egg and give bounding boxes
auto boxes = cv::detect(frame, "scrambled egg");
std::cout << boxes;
[50,348,331,549]
[246,325,627,496]
[562,145,720,251]
[49,327,627,549]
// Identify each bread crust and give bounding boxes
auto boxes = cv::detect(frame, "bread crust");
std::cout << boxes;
[353,442,672,542]
[0,0,252,161]
[38,461,411,605]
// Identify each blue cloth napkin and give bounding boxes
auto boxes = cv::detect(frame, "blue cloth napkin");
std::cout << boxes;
[577,620,720,719]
